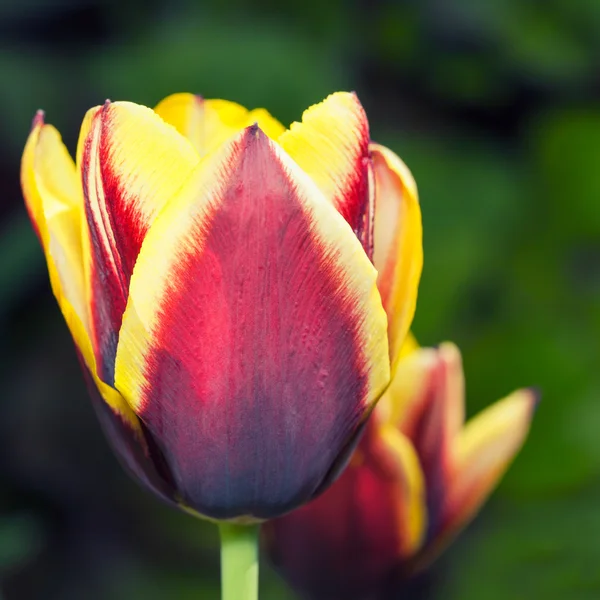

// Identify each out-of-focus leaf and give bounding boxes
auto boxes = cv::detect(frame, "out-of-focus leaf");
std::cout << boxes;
[0,513,43,572]
[441,490,600,599]
[502,7,590,85]
[529,109,600,240]
[0,214,44,317]
[87,11,349,127]
[373,131,522,342]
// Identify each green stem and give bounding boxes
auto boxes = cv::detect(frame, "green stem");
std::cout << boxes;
[219,522,260,600]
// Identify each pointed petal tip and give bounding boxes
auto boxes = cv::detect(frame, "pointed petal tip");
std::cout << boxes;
[513,387,541,426]
[32,110,45,129]
[507,387,541,422]
[527,386,542,410]
[278,90,371,251]
[242,122,268,143]
[98,99,112,120]
[438,341,461,364]
[424,385,537,563]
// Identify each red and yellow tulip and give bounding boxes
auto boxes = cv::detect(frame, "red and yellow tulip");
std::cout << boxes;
[264,341,538,599]
[20,92,422,521]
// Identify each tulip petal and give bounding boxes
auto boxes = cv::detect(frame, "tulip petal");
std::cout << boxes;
[22,114,80,252]
[278,92,372,249]
[371,143,423,371]
[376,424,426,557]
[115,125,390,519]
[377,345,436,427]
[437,342,465,440]
[81,101,199,384]
[441,388,538,541]
[21,113,140,429]
[392,344,464,454]
[374,332,422,425]
[264,420,425,599]
[22,116,88,358]
[399,331,419,360]
[76,105,101,172]
[81,361,176,504]
[21,113,47,241]
[154,93,286,157]
[380,343,465,539]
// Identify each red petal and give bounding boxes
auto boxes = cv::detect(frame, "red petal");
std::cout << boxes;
[115,126,390,519]
[392,345,463,539]
[81,101,198,383]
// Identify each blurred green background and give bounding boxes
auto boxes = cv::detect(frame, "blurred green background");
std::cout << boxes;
[0,0,599,598]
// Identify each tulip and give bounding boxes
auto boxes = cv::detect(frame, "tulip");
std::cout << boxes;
[21,91,422,599]
[264,342,538,600]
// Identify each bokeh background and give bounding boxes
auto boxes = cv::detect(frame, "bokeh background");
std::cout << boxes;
[0,0,599,598]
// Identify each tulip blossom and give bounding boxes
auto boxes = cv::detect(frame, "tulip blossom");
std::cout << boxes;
[20,91,422,523]
[264,342,538,600]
